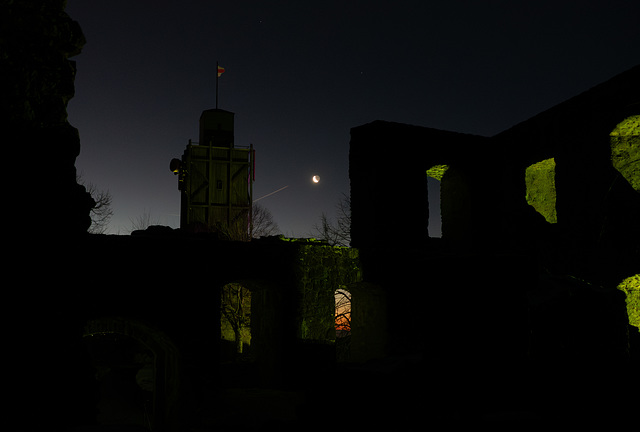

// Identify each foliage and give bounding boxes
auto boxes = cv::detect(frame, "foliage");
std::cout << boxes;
[617,274,640,330]
[525,158,557,224]
[610,115,640,192]
[426,164,449,181]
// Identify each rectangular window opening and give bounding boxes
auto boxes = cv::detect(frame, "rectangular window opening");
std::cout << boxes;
[426,165,448,238]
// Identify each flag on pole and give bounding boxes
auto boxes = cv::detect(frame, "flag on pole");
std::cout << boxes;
[216,62,224,109]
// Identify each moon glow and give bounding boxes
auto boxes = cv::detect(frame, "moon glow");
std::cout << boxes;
[312,175,320,183]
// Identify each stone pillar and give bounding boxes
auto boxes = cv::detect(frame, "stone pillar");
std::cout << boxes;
[350,282,389,362]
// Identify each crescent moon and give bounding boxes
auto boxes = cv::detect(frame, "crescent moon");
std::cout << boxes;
[312,175,320,183]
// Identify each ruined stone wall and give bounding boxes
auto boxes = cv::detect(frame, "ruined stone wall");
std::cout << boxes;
[493,65,640,283]
[2,1,94,235]
[349,281,389,362]
[347,68,640,423]
[52,233,363,427]
[610,115,640,192]
[294,242,361,342]
[349,120,490,250]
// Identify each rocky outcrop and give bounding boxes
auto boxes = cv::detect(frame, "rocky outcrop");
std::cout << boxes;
[1,1,94,235]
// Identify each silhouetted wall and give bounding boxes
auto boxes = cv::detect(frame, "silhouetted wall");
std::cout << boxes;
[349,122,491,250]
[350,66,640,263]
[348,66,640,424]
[68,233,360,429]
[3,1,94,236]
[6,3,638,427]
[494,65,640,271]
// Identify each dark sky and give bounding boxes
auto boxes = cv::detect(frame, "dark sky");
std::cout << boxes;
[65,0,639,236]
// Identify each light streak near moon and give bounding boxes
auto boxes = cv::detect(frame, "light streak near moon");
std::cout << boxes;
[253,185,289,202]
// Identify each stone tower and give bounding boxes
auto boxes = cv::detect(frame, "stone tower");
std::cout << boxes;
[173,109,254,238]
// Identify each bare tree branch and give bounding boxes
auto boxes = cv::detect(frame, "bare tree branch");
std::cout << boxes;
[77,174,113,234]
[335,289,351,336]
[251,203,281,238]
[312,193,351,246]
[221,283,251,355]
[129,209,161,233]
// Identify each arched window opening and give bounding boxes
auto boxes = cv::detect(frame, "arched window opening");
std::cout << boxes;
[426,165,449,238]
[221,282,252,358]
[335,288,352,362]
[335,288,351,338]
[525,158,557,223]
[83,332,154,429]
[610,115,640,192]
[616,274,640,331]
[82,317,179,431]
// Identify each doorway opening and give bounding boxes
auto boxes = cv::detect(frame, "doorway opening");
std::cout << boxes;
[82,317,179,431]
[83,332,154,429]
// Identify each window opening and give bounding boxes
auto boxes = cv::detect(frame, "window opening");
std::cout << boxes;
[335,288,351,337]
[221,283,251,356]
[525,158,557,223]
[83,332,155,429]
[610,115,640,192]
[335,288,352,362]
[426,165,449,237]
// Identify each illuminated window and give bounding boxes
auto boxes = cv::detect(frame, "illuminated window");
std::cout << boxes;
[335,288,351,362]
[610,115,640,192]
[335,288,351,337]
[221,283,251,355]
[426,165,449,237]
[525,158,557,223]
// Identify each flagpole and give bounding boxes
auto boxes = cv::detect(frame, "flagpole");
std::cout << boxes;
[215,60,219,109]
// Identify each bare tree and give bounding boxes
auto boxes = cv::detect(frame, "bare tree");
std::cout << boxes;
[77,175,113,234]
[205,203,280,241]
[221,283,251,355]
[251,203,280,238]
[129,209,160,232]
[313,193,351,246]
[335,288,351,337]
[335,288,352,362]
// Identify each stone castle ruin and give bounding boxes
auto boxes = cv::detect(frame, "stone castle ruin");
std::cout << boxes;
[5,3,638,430]
[348,68,639,426]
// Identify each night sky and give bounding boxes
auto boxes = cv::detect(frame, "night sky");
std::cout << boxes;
[65,0,639,237]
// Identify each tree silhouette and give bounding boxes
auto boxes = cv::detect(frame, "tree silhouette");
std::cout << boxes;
[77,175,113,234]
[129,210,161,233]
[313,193,351,246]
[221,283,251,355]
[335,288,351,336]
[251,203,280,238]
